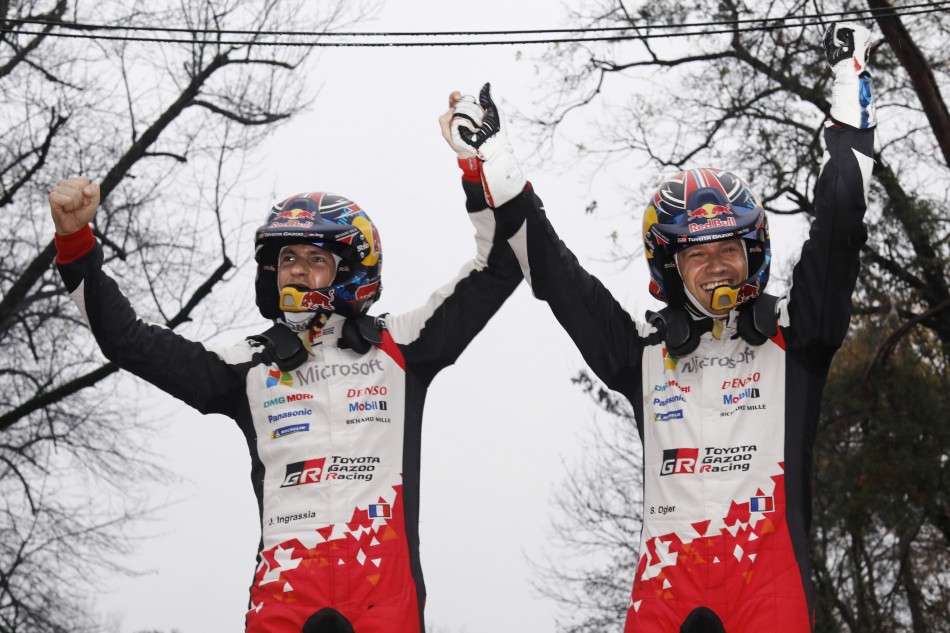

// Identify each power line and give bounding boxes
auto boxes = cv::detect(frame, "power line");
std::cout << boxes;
[0,3,947,47]
[5,1,948,37]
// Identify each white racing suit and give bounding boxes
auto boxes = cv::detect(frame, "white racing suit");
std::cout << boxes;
[54,179,520,633]
[493,123,874,632]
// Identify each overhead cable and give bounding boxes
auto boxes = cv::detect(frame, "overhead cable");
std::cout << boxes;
[0,3,946,47]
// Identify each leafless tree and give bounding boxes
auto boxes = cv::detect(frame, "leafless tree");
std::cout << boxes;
[0,0,365,630]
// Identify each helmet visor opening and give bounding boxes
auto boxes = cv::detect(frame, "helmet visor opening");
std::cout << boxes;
[276,244,339,292]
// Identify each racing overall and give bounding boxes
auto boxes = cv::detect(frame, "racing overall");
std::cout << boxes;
[496,123,874,631]
[54,180,519,633]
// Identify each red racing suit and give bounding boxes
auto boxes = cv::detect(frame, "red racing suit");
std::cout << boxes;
[54,180,519,633]
[494,123,874,631]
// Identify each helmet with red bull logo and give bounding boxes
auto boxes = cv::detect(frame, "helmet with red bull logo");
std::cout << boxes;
[254,192,382,325]
[642,168,770,314]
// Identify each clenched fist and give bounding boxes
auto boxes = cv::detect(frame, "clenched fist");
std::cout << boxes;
[439,90,483,159]
[49,176,100,235]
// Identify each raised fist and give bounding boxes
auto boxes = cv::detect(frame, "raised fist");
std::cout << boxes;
[49,176,100,235]
[823,22,875,129]
[824,22,871,74]
[440,91,483,159]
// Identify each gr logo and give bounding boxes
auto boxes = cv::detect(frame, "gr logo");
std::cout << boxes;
[280,457,326,488]
[660,448,698,476]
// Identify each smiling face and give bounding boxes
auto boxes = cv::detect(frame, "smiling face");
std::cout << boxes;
[277,243,337,291]
[675,239,748,316]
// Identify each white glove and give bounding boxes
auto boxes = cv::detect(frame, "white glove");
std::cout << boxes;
[448,94,484,159]
[452,83,527,208]
[824,22,875,129]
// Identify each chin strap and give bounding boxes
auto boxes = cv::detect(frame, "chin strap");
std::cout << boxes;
[649,293,780,357]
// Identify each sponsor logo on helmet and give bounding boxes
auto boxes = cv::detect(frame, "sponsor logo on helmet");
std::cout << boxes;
[336,228,360,245]
[687,203,730,221]
[736,282,759,304]
[650,227,670,246]
[275,209,316,221]
[299,289,334,311]
[274,220,314,229]
[688,216,737,234]
[356,282,379,301]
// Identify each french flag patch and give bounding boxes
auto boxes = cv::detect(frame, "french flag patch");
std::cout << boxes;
[368,503,391,519]
[749,496,774,512]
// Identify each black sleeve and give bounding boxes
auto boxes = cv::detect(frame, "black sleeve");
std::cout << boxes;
[783,123,875,360]
[384,179,524,384]
[57,242,249,417]
[494,185,646,395]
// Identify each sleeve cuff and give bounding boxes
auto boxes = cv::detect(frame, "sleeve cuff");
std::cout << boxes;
[457,157,482,183]
[55,224,95,264]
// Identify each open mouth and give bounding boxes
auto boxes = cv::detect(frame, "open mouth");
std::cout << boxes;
[700,279,732,294]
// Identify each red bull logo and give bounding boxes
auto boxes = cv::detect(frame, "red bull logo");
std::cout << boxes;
[688,216,737,233]
[736,282,759,304]
[299,289,334,311]
[274,209,316,221]
[687,203,731,221]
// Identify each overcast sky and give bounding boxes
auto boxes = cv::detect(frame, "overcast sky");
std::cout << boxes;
[92,1,811,631]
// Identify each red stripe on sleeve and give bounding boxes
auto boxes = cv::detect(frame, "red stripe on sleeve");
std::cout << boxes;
[379,330,406,371]
[54,225,95,264]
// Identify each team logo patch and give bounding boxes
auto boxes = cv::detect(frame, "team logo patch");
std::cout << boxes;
[281,458,326,487]
[660,448,698,476]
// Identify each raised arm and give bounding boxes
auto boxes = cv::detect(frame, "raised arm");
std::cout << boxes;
[50,177,249,416]
[448,84,647,393]
[382,91,523,383]
[781,23,876,357]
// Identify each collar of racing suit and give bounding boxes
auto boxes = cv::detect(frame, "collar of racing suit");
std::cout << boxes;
[302,312,347,352]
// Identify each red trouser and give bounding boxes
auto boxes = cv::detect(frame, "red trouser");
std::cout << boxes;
[245,492,423,633]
